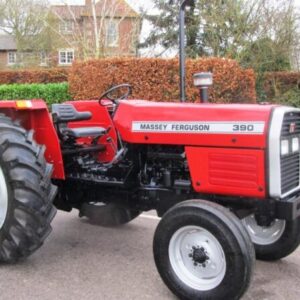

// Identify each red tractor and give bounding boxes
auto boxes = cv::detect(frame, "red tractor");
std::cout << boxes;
[0,2,300,300]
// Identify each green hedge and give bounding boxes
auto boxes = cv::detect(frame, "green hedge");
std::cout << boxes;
[0,83,71,105]
[273,88,300,107]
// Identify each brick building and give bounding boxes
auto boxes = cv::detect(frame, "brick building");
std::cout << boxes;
[0,0,140,69]
[0,36,18,69]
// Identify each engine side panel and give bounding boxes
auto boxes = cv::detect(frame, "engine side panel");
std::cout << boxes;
[185,146,266,198]
[114,101,276,149]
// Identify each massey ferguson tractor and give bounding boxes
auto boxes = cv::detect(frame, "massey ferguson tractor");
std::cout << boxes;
[0,1,300,299]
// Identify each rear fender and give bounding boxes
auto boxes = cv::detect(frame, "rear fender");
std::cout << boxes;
[0,100,65,179]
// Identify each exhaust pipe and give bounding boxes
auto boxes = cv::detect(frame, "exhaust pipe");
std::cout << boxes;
[193,72,213,103]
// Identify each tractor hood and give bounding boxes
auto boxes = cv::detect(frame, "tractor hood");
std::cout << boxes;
[113,100,278,149]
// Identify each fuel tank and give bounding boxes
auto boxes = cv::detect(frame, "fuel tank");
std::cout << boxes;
[114,100,277,149]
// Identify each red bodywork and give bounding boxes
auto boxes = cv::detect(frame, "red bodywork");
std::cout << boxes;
[0,100,65,179]
[0,99,277,199]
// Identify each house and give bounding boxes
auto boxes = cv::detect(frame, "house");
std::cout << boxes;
[0,35,18,69]
[0,0,140,69]
[51,0,141,64]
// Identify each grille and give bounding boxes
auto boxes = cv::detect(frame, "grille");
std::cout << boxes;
[280,112,300,194]
[281,153,300,194]
[281,111,300,137]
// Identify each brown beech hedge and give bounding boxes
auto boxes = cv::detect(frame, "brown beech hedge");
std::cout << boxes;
[69,58,256,103]
[0,68,69,84]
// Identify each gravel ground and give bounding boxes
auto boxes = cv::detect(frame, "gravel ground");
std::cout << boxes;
[0,210,299,300]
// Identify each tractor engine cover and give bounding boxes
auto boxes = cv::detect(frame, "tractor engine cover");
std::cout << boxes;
[113,100,277,199]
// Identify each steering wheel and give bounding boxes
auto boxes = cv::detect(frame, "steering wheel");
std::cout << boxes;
[99,84,132,105]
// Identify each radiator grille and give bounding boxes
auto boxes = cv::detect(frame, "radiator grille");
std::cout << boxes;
[281,111,300,137]
[280,112,300,194]
[281,153,300,194]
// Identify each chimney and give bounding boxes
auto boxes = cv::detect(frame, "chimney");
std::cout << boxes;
[85,0,92,6]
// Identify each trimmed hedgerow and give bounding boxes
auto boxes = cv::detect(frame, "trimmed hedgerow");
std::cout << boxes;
[0,68,69,84]
[68,57,256,103]
[0,83,71,105]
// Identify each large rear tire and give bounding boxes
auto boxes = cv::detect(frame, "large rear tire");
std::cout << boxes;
[0,114,57,263]
[242,214,300,261]
[153,200,255,300]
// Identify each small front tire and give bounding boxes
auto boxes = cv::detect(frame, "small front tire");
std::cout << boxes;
[153,200,255,300]
[242,214,300,261]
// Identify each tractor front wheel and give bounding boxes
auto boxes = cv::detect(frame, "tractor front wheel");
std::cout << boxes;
[242,214,300,260]
[0,114,57,263]
[153,200,255,300]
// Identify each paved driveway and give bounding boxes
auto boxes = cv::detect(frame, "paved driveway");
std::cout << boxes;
[0,211,299,300]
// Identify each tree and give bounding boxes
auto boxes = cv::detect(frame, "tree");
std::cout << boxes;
[142,0,299,64]
[142,0,258,58]
[49,0,141,59]
[0,0,50,51]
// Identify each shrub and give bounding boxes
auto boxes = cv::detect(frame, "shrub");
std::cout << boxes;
[69,58,256,103]
[273,88,300,107]
[0,68,69,84]
[263,72,300,100]
[0,83,71,105]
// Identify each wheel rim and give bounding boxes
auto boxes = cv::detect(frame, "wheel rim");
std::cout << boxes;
[169,225,226,291]
[242,214,286,245]
[0,166,8,229]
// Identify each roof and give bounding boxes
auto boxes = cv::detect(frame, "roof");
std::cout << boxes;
[51,0,139,20]
[0,35,17,50]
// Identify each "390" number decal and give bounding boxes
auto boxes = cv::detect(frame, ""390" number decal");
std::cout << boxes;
[233,124,255,132]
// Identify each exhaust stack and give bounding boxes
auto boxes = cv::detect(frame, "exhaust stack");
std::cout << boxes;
[193,72,213,103]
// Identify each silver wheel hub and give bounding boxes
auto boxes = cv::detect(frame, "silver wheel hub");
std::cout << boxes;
[0,166,8,229]
[169,226,226,291]
[242,214,286,245]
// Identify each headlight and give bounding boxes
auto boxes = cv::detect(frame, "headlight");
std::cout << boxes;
[292,137,299,153]
[281,139,289,155]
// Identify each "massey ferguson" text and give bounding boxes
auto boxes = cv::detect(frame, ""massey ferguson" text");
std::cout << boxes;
[132,121,265,134]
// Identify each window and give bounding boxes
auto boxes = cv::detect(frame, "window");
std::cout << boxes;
[7,51,17,65]
[59,20,74,34]
[59,49,74,65]
[106,20,119,47]
[40,51,47,66]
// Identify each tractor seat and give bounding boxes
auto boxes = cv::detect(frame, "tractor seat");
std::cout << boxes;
[52,104,106,139]
[62,127,106,138]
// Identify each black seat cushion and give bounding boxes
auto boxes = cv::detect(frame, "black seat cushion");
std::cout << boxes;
[62,127,106,138]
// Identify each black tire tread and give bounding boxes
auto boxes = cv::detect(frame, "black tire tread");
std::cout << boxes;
[154,199,255,300]
[0,113,57,263]
[254,217,300,261]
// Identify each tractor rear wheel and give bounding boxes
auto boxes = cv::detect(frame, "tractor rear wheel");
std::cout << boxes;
[153,200,255,300]
[0,114,57,263]
[242,214,300,260]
